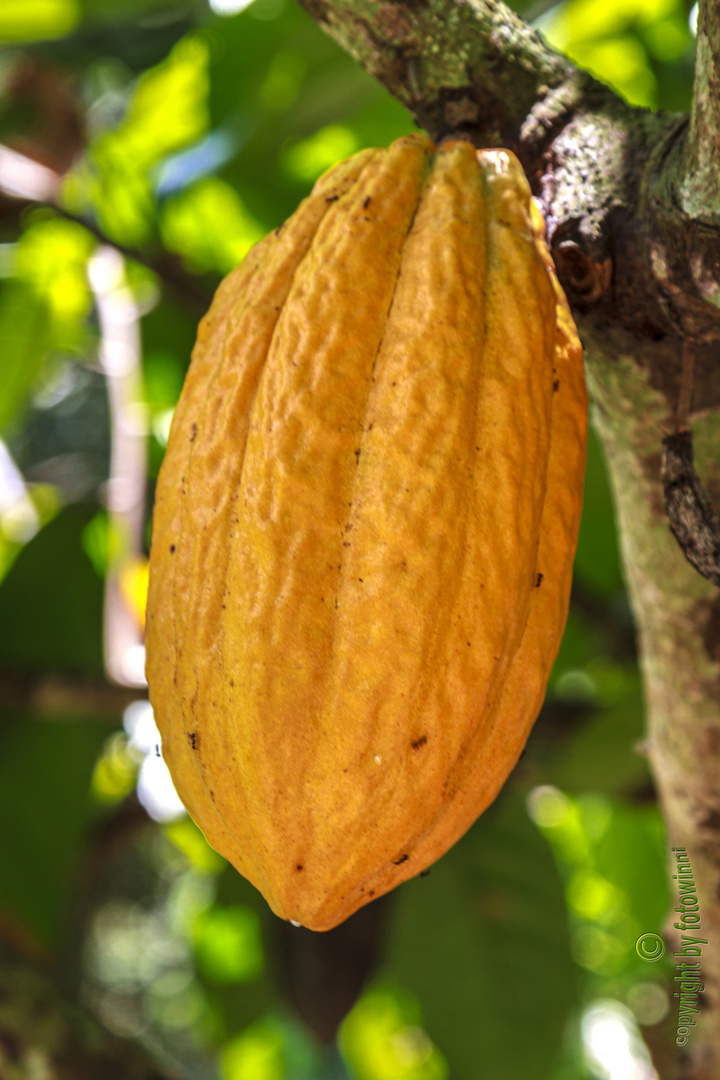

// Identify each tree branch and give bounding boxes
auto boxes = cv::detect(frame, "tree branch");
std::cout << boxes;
[0,145,213,314]
[295,0,720,345]
[680,0,720,222]
[0,667,142,722]
[298,0,608,159]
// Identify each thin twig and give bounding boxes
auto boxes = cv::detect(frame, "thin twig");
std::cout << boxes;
[0,144,213,313]
[50,202,213,313]
[0,667,144,722]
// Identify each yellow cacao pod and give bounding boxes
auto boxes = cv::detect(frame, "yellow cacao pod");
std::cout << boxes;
[145,133,587,931]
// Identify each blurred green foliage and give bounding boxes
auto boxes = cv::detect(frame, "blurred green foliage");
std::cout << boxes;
[0,0,696,1076]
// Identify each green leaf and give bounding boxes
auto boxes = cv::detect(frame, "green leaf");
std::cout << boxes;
[546,679,652,798]
[0,503,104,673]
[379,792,578,1080]
[194,865,282,1039]
[160,176,264,274]
[593,804,670,944]
[0,215,96,434]
[0,716,108,950]
[0,0,79,43]
[0,281,51,435]
[573,423,624,597]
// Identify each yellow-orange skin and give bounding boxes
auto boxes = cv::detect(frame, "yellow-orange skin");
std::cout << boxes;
[145,134,588,931]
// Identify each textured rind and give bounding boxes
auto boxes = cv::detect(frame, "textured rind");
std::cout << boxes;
[146,135,587,931]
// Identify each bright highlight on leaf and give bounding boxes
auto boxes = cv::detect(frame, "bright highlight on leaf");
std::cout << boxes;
[340,988,448,1080]
[65,34,211,243]
[91,732,138,803]
[0,0,79,41]
[164,817,226,874]
[540,0,692,108]
[222,1022,285,1080]
[281,124,359,182]
[194,905,264,983]
[160,177,264,273]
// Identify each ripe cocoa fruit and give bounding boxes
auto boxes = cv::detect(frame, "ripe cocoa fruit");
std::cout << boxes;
[145,134,587,931]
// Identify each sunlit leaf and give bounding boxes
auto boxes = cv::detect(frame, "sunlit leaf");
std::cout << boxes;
[164,816,227,874]
[160,176,264,273]
[0,216,96,434]
[65,32,211,243]
[0,0,79,42]
[16,215,95,341]
[540,0,690,107]
[81,509,127,577]
[563,36,657,107]
[194,905,264,984]
[281,123,359,182]
[91,730,139,804]
[222,1019,285,1080]
[340,988,448,1080]
[0,281,51,434]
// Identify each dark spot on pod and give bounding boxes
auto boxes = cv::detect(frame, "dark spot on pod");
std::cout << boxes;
[170,544,176,553]
[190,422,197,441]
[355,448,361,465]
[368,890,375,897]
[296,864,303,872]
[325,195,339,203]
[411,735,428,750]
[363,196,371,208]
[536,572,543,587]
[393,854,409,866]
[553,379,560,391]
[188,732,198,750]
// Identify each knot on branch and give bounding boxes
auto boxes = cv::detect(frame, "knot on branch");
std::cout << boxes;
[550,218,612,303]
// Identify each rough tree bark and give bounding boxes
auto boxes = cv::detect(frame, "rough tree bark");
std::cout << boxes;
[287,0,720,1075]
